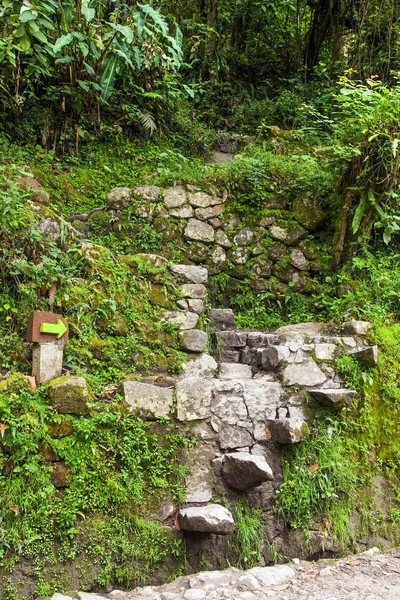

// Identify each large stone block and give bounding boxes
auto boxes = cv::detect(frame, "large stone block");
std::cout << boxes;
[163,311,199,330]
[184,219,215,243]
[218,423,254,450]
[350,345,378,367]
[260,346,290,370]
[215,330,247,348]
[47,376,92,415]
[176,377,214,421]
[32,343,64,385]
[222,452,273,490]
[106,187,131,210]
[188,192,219,208]
[181,283,207,298]
[267,418,310,444]
[209,309,236,332]
[163,186,187,208]
[310,388,356,410]
[179,330,208,353]
[122,380,173,419]
[171,264,208,284]
[180,354,218,379]
[219,363,253,379]
[185,443,215,503]
[282,360,327,387]
[178,504,234,534]
[343,320,371,336]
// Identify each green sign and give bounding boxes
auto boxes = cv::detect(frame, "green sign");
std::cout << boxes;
[40,319,68,339]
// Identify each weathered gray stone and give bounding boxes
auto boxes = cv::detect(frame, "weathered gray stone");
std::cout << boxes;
[310,388,356,410]
[171,264,208,283]
[209,217,223,228]
[176,377,214,420]
[247,332,279,348]
[169,204,194,218]
[212,388,248,425]
[47,376,92,415]
[289,249,309,271]
[179,329,208,353]
[234,228,254,246]
[180,354,218,379]
[260,346,290,370]
[219,363,253,379]
[195,205,225,220]
[185,219,215,243]
[132,185,160,202]
[209,309,236,332]
[164,186,187,208]
[106,187,131,210]
[215,330,247,348]
[51,594,73,600]
[252,259,272,278]
[241,380,284,438]
[268,418,310,444]
[211,245,226,266]
[282,360,327,387]
[247,565,296,587]
[178,504,234,534]
[78,593,109,600]
[269,225,307,245]
[32,342,63,385]
[188,192,218,208]
[351,345,378,367]
[221,349,241,362]
[218,424,254,450]
[187,299,204,314]
[135,253,168,268]
[123,381,173,419]
[216,229,232,248]
[182,283,207,298]
[314,344,336,361]
[275,322,327,336]
[163,311,199,330]
[231,247,250,264]
[252,243,264,256]
[222,452,273,490]
[185,443,215,503]
[343,320,371,336]
[177,299,189,310]
[241,347,261,367]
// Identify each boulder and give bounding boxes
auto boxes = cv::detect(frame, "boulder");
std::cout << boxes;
[292,195,325,231]
[314,344,336,361]
[234,228,254,246]
[211,245,227,266]
[343,320,371,336]
[180,354,218,379]
[248,565,296,587]
[181,283,207,298]
[122,380,173,419]
[215,330,247,348]
[268,418,310,444]
[176,377,214,420]
[219,363,253,379]
[185,219,215,243]
[47,376,92,415]
[169,205,194,218]
[132,185,160,202]
[179,330,208,353]
[187,299,204,314]
[195,205,225,220]
[163,186,187,208]
[269,225,307,245]
[188,192,218,208]
[216,229,232,248]
[106,187,131,210]
[282,360,326,387]
[350,346,378,367]
[310,388,356,410]
[185,242,210,263]
[261,346,290,370]
[222,452,273,490]
[289,249,309,271]
[163,311,199,330]
[18,175,49,205]
[178,504,234,534]
[171,264,208,284]
[209,309,236,332]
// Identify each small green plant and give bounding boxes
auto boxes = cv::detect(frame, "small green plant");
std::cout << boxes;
[227,497,264,569]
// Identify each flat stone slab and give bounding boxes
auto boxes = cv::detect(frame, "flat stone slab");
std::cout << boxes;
[219,363,253,379]
[163,186,187,208]
[222,452,273,490]
[180,354,218,379]
[310,388,356,410]
[123,381,173,419]
[178,504,234,534]
[176,377,214,421]
[171,264,208,284]
[282,360,327,387]
[275,322,328,336]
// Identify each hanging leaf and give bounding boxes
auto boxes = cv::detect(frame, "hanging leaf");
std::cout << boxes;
[99,55,118,101]
[352,196,366,234]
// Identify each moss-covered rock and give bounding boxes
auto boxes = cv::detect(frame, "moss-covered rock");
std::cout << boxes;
[98,313,129,336]
[0,373,31,395]
[185,242,210,263]
[292,195,325,231]
[47,417,74,438]
[47,376,93,415]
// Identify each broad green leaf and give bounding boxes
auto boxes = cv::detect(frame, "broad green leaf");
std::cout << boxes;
[19,9,36,22]
[82,5,95,22]
[138,3,168,36]
[16,35,31,51]
[99,55,118,101]
[53,33,73,54]
[30,28,48,43]
[110,23,134,44]
[352,196,366,234]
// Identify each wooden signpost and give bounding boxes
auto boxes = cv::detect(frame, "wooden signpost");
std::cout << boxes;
[27,311,69,385]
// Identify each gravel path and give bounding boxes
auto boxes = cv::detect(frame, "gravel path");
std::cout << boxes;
[57,548,400,600]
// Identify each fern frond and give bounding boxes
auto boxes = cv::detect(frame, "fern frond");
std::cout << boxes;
[137,110,157,134]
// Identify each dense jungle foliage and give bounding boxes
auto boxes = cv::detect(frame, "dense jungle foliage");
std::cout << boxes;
[2,0,400,597]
